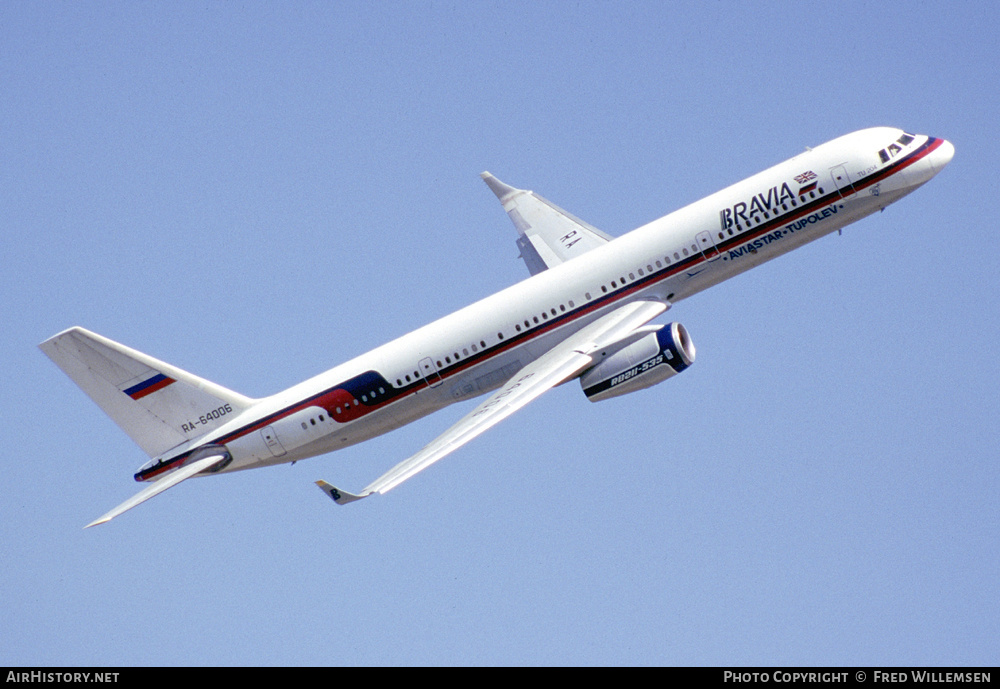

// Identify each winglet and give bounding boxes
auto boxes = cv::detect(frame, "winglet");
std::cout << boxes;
[315,480,370,506]
[480,171,519,203]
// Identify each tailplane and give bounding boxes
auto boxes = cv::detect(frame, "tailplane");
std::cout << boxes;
[39,327,255,458]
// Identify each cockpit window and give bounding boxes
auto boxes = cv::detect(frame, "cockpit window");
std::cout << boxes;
[878,133,917,164]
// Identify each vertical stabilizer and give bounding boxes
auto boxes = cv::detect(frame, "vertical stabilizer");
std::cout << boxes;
[39,327,256,457]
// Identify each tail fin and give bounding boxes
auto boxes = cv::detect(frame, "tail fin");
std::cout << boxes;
[39,327,256,458]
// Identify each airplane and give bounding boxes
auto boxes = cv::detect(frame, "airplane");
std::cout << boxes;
[40,127,954,527]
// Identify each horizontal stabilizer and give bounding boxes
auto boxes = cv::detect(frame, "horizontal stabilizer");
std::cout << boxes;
[85,452,228,528]
[481,172,613,276]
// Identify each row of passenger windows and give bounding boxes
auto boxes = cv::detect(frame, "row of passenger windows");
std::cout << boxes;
[302,414,329,429]
[400,252,693,381]
[315,384,391,418]
[513,300,576,333]
[714,188,823,238]
[396,343,487,386]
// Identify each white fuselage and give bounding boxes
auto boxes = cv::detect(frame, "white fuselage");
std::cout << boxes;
[137,127,953,483]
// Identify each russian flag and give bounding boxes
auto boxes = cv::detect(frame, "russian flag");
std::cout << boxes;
[123,373,176,400]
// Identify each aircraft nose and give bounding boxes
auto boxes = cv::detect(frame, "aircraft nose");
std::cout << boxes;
[930,138,955,174]
[903,136,953,188]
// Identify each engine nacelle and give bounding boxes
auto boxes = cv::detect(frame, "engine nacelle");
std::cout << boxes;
[579,322,695,402]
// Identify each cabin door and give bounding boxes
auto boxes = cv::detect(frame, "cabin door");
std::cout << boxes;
[696,230,721,261]
[418,357,443,388]
[830,164,856,199]
[261,426,286,457]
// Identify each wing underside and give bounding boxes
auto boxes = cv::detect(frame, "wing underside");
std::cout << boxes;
[317,298,669,505]
[481,172,613,276]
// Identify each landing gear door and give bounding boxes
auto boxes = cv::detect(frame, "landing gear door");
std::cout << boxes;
[830,164,856,199]
[418,357,443,388]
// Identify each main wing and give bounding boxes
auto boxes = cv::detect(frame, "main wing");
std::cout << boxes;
[316,298,669,505]
[481,172,613,276]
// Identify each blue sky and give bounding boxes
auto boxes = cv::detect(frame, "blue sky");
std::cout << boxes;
[3,1,997,666]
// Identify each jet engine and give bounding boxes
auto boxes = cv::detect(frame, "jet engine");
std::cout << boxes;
[579,322,695,402]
